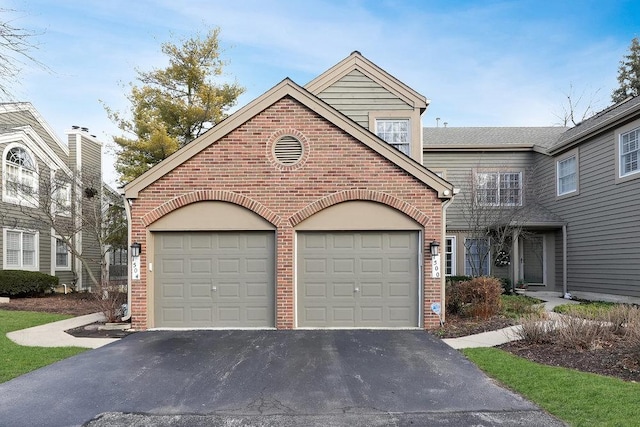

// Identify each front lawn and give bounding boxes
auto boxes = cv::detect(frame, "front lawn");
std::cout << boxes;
[0,310,87,383]
[464,347,640,427]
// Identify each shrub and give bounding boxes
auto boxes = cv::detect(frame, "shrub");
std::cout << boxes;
[515,313,555,344]
[447,276,503,319]
[0,270,59,296]
[446,275,472,285]
[556,315,608,350]
[498,277,512,294]
[89,281,128,323]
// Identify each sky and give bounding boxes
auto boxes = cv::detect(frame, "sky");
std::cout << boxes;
[3,0,639,187]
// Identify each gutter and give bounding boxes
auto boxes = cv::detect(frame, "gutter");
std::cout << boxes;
[439,188,459,323]
[120,193,133,322]
[562,225,568,297]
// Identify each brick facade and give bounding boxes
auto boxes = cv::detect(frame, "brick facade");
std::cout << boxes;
[130,97,444,330]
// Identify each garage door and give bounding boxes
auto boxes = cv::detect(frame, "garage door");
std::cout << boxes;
[154,231,275,328]
[298,231,419,328]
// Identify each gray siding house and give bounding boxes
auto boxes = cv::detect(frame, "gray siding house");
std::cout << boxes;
[0,102,124,290]
[424,96,640,304]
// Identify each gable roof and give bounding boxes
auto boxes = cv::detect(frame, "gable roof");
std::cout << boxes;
[549,95,640,154]
[423,127,567,151]
[0,102,69,156]
[305,51,428,112]
[124,78,453,199]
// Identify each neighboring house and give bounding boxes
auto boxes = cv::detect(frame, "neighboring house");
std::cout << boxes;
[0,102,116,290]
[424,95,640,305]
[123,52,454,330]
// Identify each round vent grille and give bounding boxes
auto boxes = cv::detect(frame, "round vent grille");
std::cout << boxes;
[273,135,303,165]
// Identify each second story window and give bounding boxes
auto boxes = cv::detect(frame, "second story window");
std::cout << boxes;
[375,119,410,155]
[476,171,522,206]
[557,155,577,195]
[620,127,639,177]
[3,145,38,207]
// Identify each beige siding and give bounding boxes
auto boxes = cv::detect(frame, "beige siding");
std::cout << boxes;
[537,131,640,299]
[317,70,412,127]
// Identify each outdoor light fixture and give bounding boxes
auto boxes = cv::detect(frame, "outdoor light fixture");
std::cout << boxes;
[130,242,142,258]
[429,240,440,256]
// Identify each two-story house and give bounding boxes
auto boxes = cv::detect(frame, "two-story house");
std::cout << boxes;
[424,96,640,305]
[123,52,454,331]
[0,102,123,291]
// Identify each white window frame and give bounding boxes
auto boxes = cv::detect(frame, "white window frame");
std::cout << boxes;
[619,127,640,178]
[53,236,71,271]
[475,171,522,206]
[445,236,456,276]
[374,118,411,156]
[53,179,72,217]
[2,143,39,207]
[3,228,39,271]
[556,149,579,197]
[464,237,491,276]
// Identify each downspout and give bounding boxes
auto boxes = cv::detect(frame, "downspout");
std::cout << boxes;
[562,224,568,297]
[120,196,133,321]
[440,188,458,324]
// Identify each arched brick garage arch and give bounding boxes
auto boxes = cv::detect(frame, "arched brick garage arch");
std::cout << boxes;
[141,190,283,228]
[289,189,432,227]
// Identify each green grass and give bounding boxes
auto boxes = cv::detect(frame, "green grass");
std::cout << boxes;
[500,294,543,319]
[554,301,618,318]
[0,310,87,383]
[464,347,640,427]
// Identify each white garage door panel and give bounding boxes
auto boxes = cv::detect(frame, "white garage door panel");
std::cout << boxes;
[298,231,419,328]
[154,231,275,328]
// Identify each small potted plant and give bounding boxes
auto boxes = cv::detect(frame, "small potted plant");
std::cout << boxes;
[515,280,528,295]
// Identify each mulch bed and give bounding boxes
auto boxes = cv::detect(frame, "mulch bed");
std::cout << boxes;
[0,293,98,316]
[432,313,640,383]
[3,294,639,382]
[65,322,134,339]
[499,337,640,383]
[430,314,516,338]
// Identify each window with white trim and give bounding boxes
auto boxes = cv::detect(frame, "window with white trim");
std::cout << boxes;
[3,145,38,206]
[476,171,522,206]
[3,229,39,271]
[445,236,456,276]
[54,237,71,270]
[464,238,490,276]
[53,180,72,217]
[557,155,577,195]
[375,119,410,155]
[620,127,640,177]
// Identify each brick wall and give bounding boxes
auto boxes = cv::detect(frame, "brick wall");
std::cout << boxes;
[130,97,444,330]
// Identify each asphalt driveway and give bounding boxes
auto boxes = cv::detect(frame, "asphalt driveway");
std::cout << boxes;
[0,330,564,426]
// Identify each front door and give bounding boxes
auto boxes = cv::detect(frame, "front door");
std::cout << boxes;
[521,235,544,285]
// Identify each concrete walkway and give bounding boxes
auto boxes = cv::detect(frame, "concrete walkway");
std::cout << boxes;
[443,291,579,349]
[6,312,119,349]
[6,291,578,350]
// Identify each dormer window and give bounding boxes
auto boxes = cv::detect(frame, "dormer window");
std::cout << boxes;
[375,119,410,155]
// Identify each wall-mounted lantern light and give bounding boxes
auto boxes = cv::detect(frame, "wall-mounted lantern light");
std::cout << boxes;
[130,242,142,258]
[429,240,440,256]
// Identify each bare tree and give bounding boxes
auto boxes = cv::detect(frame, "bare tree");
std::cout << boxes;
[0,8,47,99]
[554,83,601,127]
[459,163,544,280]
[3,166,127,321]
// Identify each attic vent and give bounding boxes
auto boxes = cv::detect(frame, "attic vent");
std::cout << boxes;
[273,135,303,165]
